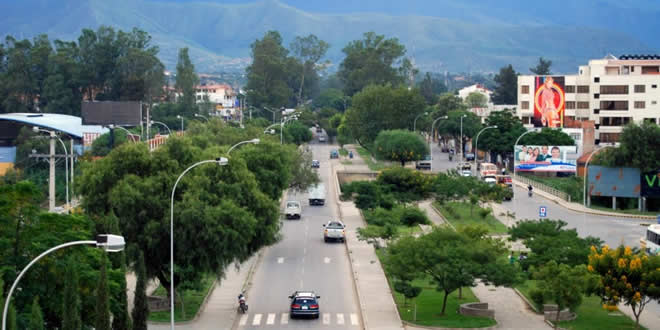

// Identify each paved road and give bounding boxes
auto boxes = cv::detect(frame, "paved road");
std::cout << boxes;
[236,142,361,329]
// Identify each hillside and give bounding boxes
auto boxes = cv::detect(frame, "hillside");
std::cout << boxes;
[0,0,656,74]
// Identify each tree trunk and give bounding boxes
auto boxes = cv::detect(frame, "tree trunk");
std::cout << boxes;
[458,287,463,299]
[156,271,172,300]
[401,160,406,167]
[440,291,450,316]
[298,65,306,106]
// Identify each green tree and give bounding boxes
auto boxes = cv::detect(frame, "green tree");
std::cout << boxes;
[290,34,329,106]
[43,40,83,115]
[95,254,111,330]
[111,253,131,330]
[175,47,199,114]
[393,280,422,306]
[436,92,466,118]
[594,122,660,172]
[465,91,488,108]
[131,250,148,330]
[478,109,526,162]
[314,88,347,110]
[492,64,518,105]
[376,167,433,202]
[336,115,353,147]
[530,57,553,75]
[435,110,482,155]
[338,32,407,96]
[62,257,82,330]
[519,127,575,146]
[246,31,292,108]
[374,130,428,167]
[6,304,17,330]
[418,72,446,105]
[29,297,45,330]
[532,261,591,329]
[284,120,313,145]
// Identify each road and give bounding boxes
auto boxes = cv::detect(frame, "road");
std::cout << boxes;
[235,141,361,329]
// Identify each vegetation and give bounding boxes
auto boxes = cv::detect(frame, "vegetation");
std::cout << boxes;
[354,146,389,171]
[520,174,583,202]
[530,57,553,75]
[131,250,148,330]
[491,64,518,105]
[593,122,660,173]
[373,130,429,167]
[435,201,507,234]
[519,127,576,146]
[478,109,526,161]
[435,110,482,154]
[290,34,329,106]
[175,47,200,115]
[148,274,216,322]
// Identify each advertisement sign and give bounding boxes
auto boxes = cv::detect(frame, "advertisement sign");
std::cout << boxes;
[588,166,641,198]
[82,101,142,126]
[514,145,577,172]
[641,170,660,197]
[533,76,565,128]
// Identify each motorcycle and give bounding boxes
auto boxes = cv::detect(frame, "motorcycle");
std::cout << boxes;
[238,292,248,314]
[528,187,533,197]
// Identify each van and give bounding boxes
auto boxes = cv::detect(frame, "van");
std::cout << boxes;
[415,155,432,170]
[308,183,326,206]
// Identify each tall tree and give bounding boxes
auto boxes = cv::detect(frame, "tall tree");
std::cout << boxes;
[112,253,132,330]
[519,127,575,146]
[338,32,407,96]
[491,64,518,105]
[595,121,660,172]
[246,31,292,108]
[95,254,111,330]
[530,57,553,75]
[478,109,526,162]
[175,47,199,114]
[62,257,82,330]
[131,250,148,330]
[43,40,83,115]
[418,72,446,105]
[435,110,482,154]
[436,92,465,117]
[532,261,591,329]
[290,34,329,106]
[29,297,45,330]
[373,129,429,166]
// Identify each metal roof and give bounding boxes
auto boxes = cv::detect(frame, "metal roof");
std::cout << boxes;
[0,113,109,139]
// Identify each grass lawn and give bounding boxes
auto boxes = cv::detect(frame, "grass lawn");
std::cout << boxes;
[434,201,508,234]
[376,250,497,328]
[340,160,353,165]
[397,224,422,236]
[148,274,216,322]
[339,148,349,156]
[520,174,583,202]
[515,280,645,330]
[355,147,389,171]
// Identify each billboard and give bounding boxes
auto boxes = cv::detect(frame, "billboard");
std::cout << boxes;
[81,101,142,126]
[588,166,641,198]
[533,76,565,128]
[514,145,577,172]
[641,170,660,197]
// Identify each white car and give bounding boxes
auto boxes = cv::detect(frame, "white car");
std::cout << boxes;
[285,201,302,219]
[483,177,497,185]
[461,170,472,177]
[318,135,326,142]
[323,220,346,243]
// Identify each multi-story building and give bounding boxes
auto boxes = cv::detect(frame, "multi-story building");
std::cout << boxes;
[194,84,240,120]
[517,54,660,143]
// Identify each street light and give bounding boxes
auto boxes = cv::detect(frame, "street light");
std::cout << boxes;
[473,125,498,171]
[194,113,209,122]
[108,125,139,143]
[2,234,125,330]
[430,116,449,172]
[512,128,539,211]
[280,116,298,144]
[413,112,429,132]
[176,115,184,131]
[33,127,69,211]
[170,157,228,328]
[151,120,172,136]
[459,114,467,160]
[227,138,260,155]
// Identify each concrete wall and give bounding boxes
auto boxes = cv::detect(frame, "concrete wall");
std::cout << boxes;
[337,171,378,188]
[460,302,495,319]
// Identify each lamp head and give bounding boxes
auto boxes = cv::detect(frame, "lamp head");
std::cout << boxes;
[96,234,125,252]
[150,120,154,124]
[493,125,498,128]
[215,157,229,166]
[32,126,39,133]
[250,138,260,144]
[177,115,182,119]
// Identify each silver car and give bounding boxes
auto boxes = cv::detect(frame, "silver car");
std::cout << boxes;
[323,220,346,243]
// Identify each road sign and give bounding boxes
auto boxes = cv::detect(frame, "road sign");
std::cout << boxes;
[539,206,547,218]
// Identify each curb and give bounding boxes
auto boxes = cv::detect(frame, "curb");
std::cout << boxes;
[512,288,541,314]
[402,320,497,330]
[147,277,219,325]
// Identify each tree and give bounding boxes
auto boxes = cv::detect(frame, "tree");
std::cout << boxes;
[374,130,428,167]
[436,92,466,117]
[338,32,407,96]
[465,91,488,108]
[435,110,482,154]
[313,88,347,110]
[469,194,479,216]
[336,115,353,147]
[587,245,660,329]
[519,127,575,146]
[111,253,131,330]
[492,64,518,105]
[478,109,526,162]
[62,257,82,330]
[418,72,446,105]
[95,254,111,330]
[290,34,329,106]
[376,167,433,202]
[594,122,660,172]
[283,120,313,145]
[385,226,519,315]
[530,57,553,75]
[175,47,199,114]
[246,31,292,108]
[29,297,45,330]
[6,304,17,330]
[344,84,426,146]
[532,261,591,329]
[131,250,148,330]
[393,280,422,306]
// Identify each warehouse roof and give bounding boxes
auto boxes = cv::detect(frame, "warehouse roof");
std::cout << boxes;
[0,113,108,139]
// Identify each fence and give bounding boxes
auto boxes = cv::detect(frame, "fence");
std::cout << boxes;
[513,174,571,202]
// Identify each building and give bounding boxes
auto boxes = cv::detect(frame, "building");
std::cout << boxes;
[194,84,240,120]
[517,54,660,143]
[459,84,516,123]
[458,83,492,103]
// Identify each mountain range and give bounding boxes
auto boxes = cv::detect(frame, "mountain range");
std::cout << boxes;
[1,0,658,74]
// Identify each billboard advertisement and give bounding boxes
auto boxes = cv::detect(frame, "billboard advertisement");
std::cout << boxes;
[641,170,660,197]
[533,76,565,128]
[514,145,577,172]
[82,101,142,126]
[588,166,641,198]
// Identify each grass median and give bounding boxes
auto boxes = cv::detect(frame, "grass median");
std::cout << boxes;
[148,274,216,322]
[355,146,389,171]
[434,201,508,234]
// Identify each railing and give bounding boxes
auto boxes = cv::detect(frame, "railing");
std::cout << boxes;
[513,174,571,202]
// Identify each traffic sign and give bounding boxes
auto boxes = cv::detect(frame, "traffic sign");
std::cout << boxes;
[539,206,547,218]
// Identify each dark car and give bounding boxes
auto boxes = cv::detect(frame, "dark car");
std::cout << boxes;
[289,291,320,318]
[311,160,320,168]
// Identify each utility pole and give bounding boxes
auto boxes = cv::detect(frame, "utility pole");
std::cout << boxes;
[48,131,56,211]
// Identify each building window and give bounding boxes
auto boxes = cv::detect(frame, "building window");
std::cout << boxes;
[600,100,629,111]
[594,77,600,83]
[653,101,658,105]
[521,101,529,110]
[653,85,658,89]
[577,85,590,93]
[566,101,576,109]
[569,133,581,141]
[594,93,600,99]
[565,85,575,93]
[600,85,629,94]
[521,85,529,94]
[522,116,531,124]
[634,85,646,93]
[634,101,646,109]
[600,117,631,126]
[577,101,590,109]
[600,133,622,143]
[642,66,660,74]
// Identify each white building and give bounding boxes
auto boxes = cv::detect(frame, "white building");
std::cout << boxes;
[195,84,239,119]
[459,84,516,123]
[458,83,492,104]
[517,55,660,143]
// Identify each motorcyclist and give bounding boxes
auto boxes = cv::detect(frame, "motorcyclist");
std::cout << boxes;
[527,184,533,196]
[238,293,248,313]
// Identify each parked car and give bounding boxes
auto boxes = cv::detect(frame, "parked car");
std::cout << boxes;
[311,160,320,168]
[330,149,339,159]
[415,155,432,170]
[323,220,346,243]
[289,291,320,318]
[318,135,326,142]
[285,201,302,219]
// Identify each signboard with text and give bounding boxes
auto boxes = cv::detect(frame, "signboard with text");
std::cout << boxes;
[641,170,660,197]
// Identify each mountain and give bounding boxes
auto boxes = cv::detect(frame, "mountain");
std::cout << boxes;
[0,0,657,74]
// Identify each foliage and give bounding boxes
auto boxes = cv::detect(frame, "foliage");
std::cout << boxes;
[175,47,200,115]
[62,257,82,330]
[436,201,508,235]
[341,181,393,210]
[530,57,553,75]
[29,297,44,330]
[377,167,434,202]
[435,110,482,154]
[111,254,131,330]
[131,250,148,330]
[89,129,134,156]
[283,120,313,145]
[532,261,591,328]
[521,174,583,202]
[492,64,518,105]
[285,145,321,193]
[418,72,447,105]
[373,130,429,166]
[336,115,353,147]
[393,280,422,306]
[478,109,526,159]
[95,255,111,330]
[520,127,575,146]
[464,91,488,108]
[290,34,329,106]
[385,226,519,315]
[345,84,426,145]
[338,32,407,96]
[593,122,660,172]
[245,31,293,108]
[398,206,430,226]
[314,88,347,110]
[436,93,466,117]
[587,245,660,328]
[433,173,510,204]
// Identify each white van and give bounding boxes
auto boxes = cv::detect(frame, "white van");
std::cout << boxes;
[308,183,326,206]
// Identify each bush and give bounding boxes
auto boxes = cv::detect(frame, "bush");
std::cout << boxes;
[377,167,433,202]
[397,206,429,226]
[530,289,545,309]
[364,207,400,226]
[478,208,492,219]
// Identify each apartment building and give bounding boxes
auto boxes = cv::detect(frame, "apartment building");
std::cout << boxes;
[194,84,240,119]
[517,55,660,143]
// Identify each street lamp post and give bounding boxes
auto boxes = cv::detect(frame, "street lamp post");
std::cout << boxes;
[194,113,209,122]
[176,115,184,131]
[109,125,139,143]
[473,125,498,171]
[170,158,228,328]
[33,127,69,211]
[430,116,449,172]
[512,128,539,211]
[151,121,172,135]
[413,112,429,132]
[280,116,298,144]
[459,114,467,161]
[227,138,260,155]
[2,234,125,330]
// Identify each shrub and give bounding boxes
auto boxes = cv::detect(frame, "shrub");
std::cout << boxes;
[478,208,492,219]
[364,207,400,226]
[396,206,429,226]
[530,289,545,310]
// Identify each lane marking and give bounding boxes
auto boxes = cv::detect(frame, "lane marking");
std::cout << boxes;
[337,313,345,325]
[281,313,289,324]
[252,313,262,326]
[350,313,359,325]
[323,313,330,325]
[324,257,331,264]
[266,313,275,325]
[239,314,248,326]
[300,279,303,289]
[277,257,284,264]
[303,247,307,254]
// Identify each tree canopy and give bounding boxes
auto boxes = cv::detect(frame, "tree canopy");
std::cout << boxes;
[519,127,575,146]
[175,47,199,115]
[530,57,553,75]
[478,109,526,160]
[594,122,660,172]
[373,129,428,166]
[491,64,518,105]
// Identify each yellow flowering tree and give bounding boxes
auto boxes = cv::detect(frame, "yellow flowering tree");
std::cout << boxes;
[587,245,660,329]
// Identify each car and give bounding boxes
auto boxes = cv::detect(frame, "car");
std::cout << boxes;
[415,155,432,170]
[285,201,302,219]
[311,160,320,168]
[289,291,320,318]
[465,153,475,161]
[323,220,346,243]
[461,170,472,177]
[318,135,326,142]
[330,149,339,159]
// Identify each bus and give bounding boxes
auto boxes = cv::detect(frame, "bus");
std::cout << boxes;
[479,163,498,180]
[641,224,660,255]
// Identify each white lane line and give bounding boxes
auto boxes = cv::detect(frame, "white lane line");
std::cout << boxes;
[266,313,276,325]
[337,313,345,325]
[323,313,330,325]
[324,257,331,264]
[281,313,289,324]
[252,313,262,326]
[239,314,248,326]
[299,279,303,289]
[303,247,307,254]
[350,313,359,325]
[277,257,284,264]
